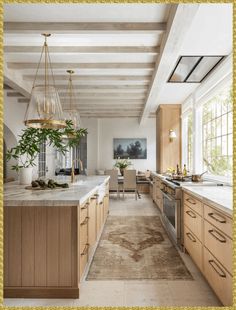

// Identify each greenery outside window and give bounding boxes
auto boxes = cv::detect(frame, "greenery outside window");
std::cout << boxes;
[187,112,193,172]
[202,84,232,178]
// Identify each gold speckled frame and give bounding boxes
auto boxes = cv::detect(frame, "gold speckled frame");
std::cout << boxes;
[0,1,235,309]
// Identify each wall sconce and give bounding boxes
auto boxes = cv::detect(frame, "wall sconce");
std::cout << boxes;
[169,129,177,142]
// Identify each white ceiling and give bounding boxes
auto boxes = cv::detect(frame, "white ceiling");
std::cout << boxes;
[4,4,170,23]
[3,3,232,120]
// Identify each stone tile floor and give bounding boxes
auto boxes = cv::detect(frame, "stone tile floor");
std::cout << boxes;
[4,194,222,307]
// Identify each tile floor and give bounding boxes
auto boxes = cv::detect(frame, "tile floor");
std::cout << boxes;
[4,194,222,307]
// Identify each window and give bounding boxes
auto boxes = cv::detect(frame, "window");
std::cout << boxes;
[38,141,46,178]
[187,112,193,172]
[202,84,232,178]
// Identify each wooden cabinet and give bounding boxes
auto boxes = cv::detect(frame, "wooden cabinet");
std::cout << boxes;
[184,225,203,272]
[151,175,163,212]
[204,247,232,306]
[184,204,202,241]
[183,191,232,306]
[156,104,181,173]
[4,185,110,299]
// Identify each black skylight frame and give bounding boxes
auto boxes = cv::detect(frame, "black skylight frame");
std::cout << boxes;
[168,56,225,83]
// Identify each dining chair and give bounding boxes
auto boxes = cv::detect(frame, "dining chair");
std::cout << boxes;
[105,169,119,198]
[123,169,137,200]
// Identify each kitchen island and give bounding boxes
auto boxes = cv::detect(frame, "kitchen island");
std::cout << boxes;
[4,175,110,298]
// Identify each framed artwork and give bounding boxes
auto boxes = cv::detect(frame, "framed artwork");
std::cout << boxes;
[113,138,147,159]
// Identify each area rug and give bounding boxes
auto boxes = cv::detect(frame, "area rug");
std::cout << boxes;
[86,216,193,280]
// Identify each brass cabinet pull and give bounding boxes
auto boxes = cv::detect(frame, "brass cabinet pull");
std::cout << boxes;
[208,229,226,243]
[81,243,89,256]
[99,202,103,205]
[208,259,226,278]
[186,232,196,242]
[91,197,97,200]
[80,216,89,226]
[186,198,196,205]
[208,212,226,223]
[186,210,197,218]
[81,203,89,210]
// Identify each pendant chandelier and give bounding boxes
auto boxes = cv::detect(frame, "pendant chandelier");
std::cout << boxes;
[24,34,66,129]
[64,70,80,130]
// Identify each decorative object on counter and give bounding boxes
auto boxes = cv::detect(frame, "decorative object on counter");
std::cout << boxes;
[27,179,69,190]
[169,129,177,142]
[63,70,80,131]
[19,167,33,185]
[113,138,147,159]
[24,34,66,129]
[114,158,132,176]
[6,120,87,184]
[191,171,208,182]
[176,164,181,175]
[183,164,187,177]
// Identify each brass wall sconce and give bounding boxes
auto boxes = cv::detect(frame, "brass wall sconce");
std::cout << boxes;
[169,129,177,142]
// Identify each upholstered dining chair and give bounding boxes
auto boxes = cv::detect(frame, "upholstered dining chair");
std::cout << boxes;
[123,169,137,200]
[105,169,119,198]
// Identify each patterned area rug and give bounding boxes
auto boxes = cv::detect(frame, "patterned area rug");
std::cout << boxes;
[87,216,193,280]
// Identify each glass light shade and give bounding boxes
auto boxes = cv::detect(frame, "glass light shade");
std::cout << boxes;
[64,109,80,129]
[24,85,66,129]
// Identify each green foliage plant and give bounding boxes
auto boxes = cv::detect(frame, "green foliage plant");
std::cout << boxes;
[6,120,88,171]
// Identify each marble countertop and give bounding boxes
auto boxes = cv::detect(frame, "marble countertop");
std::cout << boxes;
[4,175,110,207]
[151,171,232,216]
[182,185,232,216]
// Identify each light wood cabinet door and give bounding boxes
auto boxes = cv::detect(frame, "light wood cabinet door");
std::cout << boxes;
[204,204,232,238]
[184,225,203,272]
[103,195,109,220]
[203,247,232,306]
[184,204,202,242]
[204,220,232,275]
[96,202,102,237]
[80,201,89,224]
[183,193,203,216]
[88,198,97,253]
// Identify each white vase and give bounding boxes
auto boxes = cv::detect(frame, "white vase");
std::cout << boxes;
[19,167,33,185]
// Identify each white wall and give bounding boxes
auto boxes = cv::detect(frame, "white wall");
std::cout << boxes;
[82,118,156,174]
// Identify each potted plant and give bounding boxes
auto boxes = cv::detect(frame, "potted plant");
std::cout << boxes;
[6,120,87,184]
[114,158,132,176]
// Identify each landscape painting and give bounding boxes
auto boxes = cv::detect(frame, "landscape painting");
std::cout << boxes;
[113,138,147,159]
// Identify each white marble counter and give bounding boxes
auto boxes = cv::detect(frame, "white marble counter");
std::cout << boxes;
[182,185,232,216]
[4,175,110,207]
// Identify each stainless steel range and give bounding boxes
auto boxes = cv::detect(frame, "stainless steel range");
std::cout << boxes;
[160,178,183,249]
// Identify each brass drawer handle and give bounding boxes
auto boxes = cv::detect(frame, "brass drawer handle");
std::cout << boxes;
[99,202,103,205]
[186,232,196,242]
[186,198,196,205]
[81,243,89,256]
[91,197,97,200]
[186,210,197,218]
[80,216,89,226]
[208,229,226,243]
[81,203,89,210]
[208,212,226,223]
[208,259,226,278]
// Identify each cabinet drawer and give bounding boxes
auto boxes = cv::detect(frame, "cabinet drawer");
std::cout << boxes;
[204,220,232,274]
[80,218,88,252]
[184,193,202,216]
[203,247,232,306]
[80,244,89,279]
[80,201,89,224]
[184,204,202,241]
[204,204,232,239]
[184,225,203,272]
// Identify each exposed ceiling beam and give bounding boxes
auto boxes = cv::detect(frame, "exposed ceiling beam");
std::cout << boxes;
[9,62,155,70]
[4,22,167,34]
[7,91,24,97]
[62,99,145,104]
[4,46,160,55]
[24,75,151,81]
[59,93,146,99]
[4,61,31,98]
[139,4,200,124]
[57,85,148,90]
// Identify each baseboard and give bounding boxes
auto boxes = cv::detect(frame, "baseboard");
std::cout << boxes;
[4,287,79,299]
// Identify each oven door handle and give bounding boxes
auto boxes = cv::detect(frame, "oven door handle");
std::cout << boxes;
[161,190,173,202]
